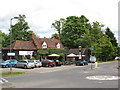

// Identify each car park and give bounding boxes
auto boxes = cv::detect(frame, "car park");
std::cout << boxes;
[42,60,55,67]
[32,60,42,68]
[14,60,35,69]
[0,59,17,68]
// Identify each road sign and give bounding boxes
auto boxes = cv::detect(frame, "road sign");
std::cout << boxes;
[90,46,94,51]
[90,56,96,62]
[7,52,15,56]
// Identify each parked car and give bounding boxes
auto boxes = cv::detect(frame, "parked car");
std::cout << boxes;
[83,60,88,65]
[14,60,35,69]
[0,59,17,68]
[65,61,71,65]
[0,59,4,62]
[55,60,61,66]
[42,60,55,67]
[76,60,88,66]
[115,57,120,60]
[32,60,42,68]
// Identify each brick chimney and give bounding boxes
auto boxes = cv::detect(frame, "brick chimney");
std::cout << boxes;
[57,34,60,40]
[29,31,34,40]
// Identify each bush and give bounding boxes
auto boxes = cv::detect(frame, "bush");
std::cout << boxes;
[31,57,36,60]
[23,56,27,60]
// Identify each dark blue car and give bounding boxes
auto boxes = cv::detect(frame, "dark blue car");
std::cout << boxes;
[76,60,88,66]
[0,59,18,68]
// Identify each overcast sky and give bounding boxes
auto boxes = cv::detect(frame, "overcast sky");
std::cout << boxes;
[0,0,119,43]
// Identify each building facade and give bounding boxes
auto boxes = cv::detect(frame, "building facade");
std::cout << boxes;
[2,32,64,60]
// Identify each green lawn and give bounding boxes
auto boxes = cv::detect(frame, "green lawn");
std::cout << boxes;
[0,72,25,76]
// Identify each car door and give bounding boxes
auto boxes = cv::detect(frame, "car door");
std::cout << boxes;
[17,61,22,67]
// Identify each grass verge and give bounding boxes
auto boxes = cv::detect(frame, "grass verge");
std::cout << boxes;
[0,72,25,76]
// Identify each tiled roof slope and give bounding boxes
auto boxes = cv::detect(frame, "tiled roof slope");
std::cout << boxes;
[33,37,64,49]
[68,48,86,55]
[3,41,37,50]
[3,32,64,50]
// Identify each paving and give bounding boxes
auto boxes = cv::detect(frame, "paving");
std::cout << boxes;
[1,61,119,88]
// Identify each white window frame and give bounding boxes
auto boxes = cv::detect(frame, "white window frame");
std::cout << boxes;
[56,43,60,49]
[42,41,47,49]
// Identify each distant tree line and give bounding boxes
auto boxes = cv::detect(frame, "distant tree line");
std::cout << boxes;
[0,14,119,61]
[51,15,119,61]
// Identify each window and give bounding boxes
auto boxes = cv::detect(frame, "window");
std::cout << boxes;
[56,43,60,49]
[42,41,47,49]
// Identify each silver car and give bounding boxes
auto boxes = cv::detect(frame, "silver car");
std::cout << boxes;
[15,60,35,69]
[32,60,42,68]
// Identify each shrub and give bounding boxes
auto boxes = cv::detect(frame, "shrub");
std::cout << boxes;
[31,57,36,60]
[23,56,27,60]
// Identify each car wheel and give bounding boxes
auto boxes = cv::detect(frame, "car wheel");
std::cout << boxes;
[31,67,34,69]
[6,65,9,68]
[24,65,27,69]
[14,64,17,68]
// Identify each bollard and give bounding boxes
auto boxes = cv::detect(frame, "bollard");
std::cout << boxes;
[95,62,98,68]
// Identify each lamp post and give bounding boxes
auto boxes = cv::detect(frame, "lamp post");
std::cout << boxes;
[79,44,82,61]
[10,17,19,73]
[90,46,94,69]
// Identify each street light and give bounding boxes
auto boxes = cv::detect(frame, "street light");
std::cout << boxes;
[10,17,19,73]
[90,46,94,69]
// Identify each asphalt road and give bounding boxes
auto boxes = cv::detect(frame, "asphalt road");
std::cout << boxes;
[2,61,119,88]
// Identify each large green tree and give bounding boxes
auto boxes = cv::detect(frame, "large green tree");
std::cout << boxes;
[52,18,65,35]
[105,27,118,47]
[3,14,35,47]
[10,14,30,42]
[52,15,118,61]
[60,15,91,48]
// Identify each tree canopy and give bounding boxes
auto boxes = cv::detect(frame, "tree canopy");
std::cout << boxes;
[2,14,36,47]
[51,15,119,61]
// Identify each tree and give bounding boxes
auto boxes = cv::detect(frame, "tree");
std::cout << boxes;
[105,27,118,47]
[52,18,66,35]
[60,15,91,48]
[0,30,9,47]
[2,14,36,47]
[51,33,58,39]
[10,14,30,42]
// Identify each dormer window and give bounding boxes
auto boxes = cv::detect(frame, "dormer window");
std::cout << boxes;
[42,41,47,49]
[56,43,60,49]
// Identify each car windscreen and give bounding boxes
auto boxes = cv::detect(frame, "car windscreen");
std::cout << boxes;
[36,61,40,63]
[48,60,53,62]
[28,61,34,63]
[4,60,10,63]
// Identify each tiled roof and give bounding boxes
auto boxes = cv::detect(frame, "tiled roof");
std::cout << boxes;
[33,38,64,49]
[3,32,64,50]
[3,41,37,50]
[68,48,86,55]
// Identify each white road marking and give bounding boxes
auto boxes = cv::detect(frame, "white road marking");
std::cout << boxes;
[0,78,8,84]
[86,76,120,80]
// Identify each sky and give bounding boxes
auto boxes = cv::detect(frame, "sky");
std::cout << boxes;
[0,0,119,43]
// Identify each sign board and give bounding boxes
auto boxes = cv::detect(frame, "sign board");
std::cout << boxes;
[90,56,96,62]
[79,55,81,59]
[19,51,33,55]
[7,52,15,56]
[90,46,94,51]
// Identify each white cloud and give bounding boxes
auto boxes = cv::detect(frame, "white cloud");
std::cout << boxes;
[0,0,119,41]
